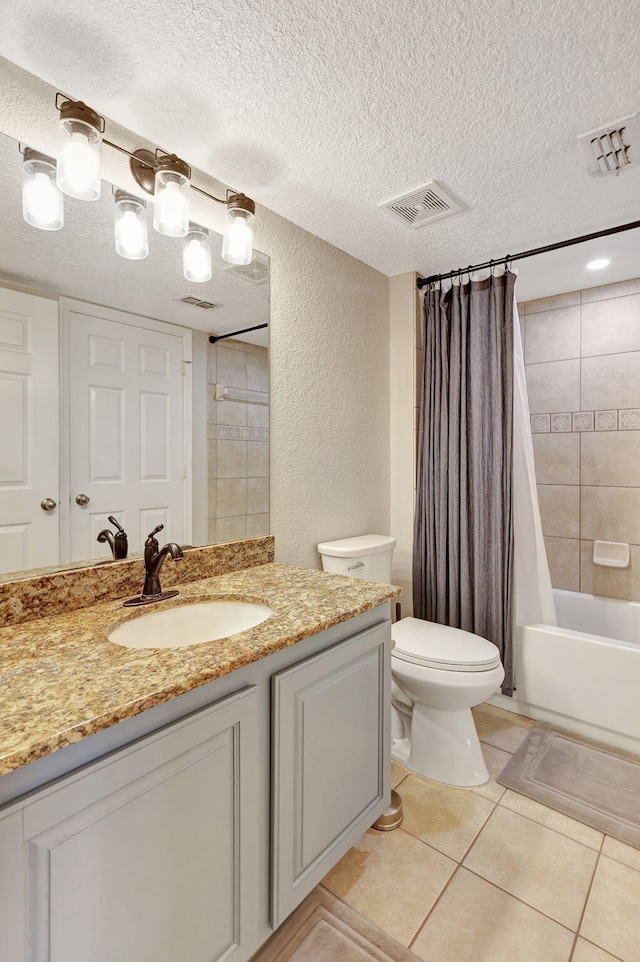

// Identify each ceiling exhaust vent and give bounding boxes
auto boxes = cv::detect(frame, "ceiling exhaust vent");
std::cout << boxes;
[578,112,640,175]
[378,181,465,228]
[177,295,218,310]
[223,252,269,284]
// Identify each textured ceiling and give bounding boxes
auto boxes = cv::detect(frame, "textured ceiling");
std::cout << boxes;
[0,0,639,280]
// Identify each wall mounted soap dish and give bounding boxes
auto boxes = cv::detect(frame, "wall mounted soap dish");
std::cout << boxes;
[592,540,630,568]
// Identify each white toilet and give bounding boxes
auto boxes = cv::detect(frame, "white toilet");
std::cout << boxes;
[317,534,505,787]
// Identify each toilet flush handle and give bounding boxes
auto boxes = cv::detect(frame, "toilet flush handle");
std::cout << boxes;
[348,561,365,571]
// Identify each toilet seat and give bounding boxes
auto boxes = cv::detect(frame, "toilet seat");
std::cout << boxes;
[391,617,501,672]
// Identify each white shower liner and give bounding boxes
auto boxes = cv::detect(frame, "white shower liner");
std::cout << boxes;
[490,588,640,756]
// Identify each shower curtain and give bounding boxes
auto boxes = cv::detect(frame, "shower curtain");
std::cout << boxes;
[413,270,554,696]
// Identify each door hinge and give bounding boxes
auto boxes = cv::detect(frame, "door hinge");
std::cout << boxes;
[181,465,187,480]
[182,360,192,375]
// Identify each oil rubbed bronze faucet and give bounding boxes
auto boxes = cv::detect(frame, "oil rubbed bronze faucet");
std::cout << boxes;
[97,516,128,560]
[123,524,184,607]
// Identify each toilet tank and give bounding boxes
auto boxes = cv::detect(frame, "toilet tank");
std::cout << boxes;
[317,535,396,584]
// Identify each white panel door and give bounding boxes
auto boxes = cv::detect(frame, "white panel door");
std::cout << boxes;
[63,300,191,562]
[0,287,58,574]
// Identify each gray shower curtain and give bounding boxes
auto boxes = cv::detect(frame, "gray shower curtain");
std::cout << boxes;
[413,271,516,695]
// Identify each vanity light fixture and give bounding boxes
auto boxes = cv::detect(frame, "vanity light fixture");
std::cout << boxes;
[55,96,104,201]
[21,94,257,274]
[21,147,64,231]
[183,224,212,282]
[114,190,149,260]
[586,257,611,270]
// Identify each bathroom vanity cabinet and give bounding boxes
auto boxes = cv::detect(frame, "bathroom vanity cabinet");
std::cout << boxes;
[0,605,391,962]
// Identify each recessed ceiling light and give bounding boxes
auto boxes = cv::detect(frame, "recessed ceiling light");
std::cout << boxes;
[586,258,611,270]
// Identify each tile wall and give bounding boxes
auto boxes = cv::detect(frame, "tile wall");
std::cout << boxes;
[522,278,640,600]
[206,338,269,543]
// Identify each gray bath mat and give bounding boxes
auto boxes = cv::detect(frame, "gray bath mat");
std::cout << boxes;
[498,726,640,849]
[251,886,419,962]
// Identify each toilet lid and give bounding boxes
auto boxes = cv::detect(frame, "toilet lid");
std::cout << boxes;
[391,618,501,672]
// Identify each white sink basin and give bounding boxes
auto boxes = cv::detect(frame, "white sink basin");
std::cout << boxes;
[109,600,273,649]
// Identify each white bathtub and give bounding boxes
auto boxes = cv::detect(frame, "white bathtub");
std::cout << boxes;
[490,589,640,754]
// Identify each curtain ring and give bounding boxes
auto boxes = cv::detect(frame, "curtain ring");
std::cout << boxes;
[489,259,495,277]
[504,255,511,274]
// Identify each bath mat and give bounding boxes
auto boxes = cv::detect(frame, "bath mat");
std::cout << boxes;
[498,726,640,849]
[251,886,420,962]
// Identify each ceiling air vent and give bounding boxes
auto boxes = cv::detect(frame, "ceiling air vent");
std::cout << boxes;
[378,181,465,228]
[223,252,269,284]
[578,112,640,175]
[177,295,218,310]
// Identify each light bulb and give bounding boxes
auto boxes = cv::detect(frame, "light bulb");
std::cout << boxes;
[22,151,64,230]
[114,192,149,260]
[586,258,611,270]
[222,196,255,266]
[152,156,190,237]
[183,227,212,282]
[56,102,103,201]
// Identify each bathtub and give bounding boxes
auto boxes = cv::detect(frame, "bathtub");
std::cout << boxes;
[489,589,640,755]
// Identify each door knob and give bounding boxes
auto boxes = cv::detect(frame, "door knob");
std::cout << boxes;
[40,498,57,511]
[75,493,90,506]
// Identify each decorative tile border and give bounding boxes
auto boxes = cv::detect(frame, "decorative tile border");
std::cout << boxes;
[216,425,269,441]
[531,410,639,434]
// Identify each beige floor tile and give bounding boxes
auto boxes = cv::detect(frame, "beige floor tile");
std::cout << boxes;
[500,790,603,851]
[580,855,640,962]
[399,774,495,861]
[321,827,455,946]
[472,702,536,754]
[410,868,574,962]
[391,761,409,789]
[472,742,511,802]
[463,806,598,929]
[602,836,640,873]
[572,939,623,962]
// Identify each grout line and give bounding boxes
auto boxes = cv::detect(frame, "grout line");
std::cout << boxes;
[567,835,603,961]
[493,794,604,852]
[407,863,461,951]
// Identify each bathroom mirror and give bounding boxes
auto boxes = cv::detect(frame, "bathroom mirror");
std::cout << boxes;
[0,130,270,580]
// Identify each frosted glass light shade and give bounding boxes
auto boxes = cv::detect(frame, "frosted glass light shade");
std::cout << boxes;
[222,207,255,265]
[114,192,149,260]
[22,150,64,231]
[183,226,212,282]
[153,167,190,237]
[56,117,102,201]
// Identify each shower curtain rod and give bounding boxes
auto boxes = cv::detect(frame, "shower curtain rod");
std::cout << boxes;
[415,218,640,289]
[208,323,268,344]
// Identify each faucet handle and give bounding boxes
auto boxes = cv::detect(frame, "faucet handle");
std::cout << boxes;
[108,515,126,533]
[146,523,164,541]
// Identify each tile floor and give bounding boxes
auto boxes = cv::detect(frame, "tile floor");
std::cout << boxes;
[322,702,640,962]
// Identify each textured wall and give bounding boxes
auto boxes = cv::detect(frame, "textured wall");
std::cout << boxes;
[524,279,640,601]
[0,58,390,570]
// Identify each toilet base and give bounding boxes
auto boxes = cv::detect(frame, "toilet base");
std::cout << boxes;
[392,704,489,787]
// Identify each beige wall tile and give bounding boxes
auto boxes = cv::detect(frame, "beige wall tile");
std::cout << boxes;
[572,938,622,962]
[216,478,246,518]
[602,835,640,873]
[472,702,536,753]
[216,439,247,478]
[524,291,580,314]
[581,353,640,411]
[322,828,455,946]
[246,513,270,537]
[532,433,580,484]
[499,790,602,850]
[580,541,640,602]
[581,431,640,487]
[244,341,268,356]
[247,477,269,514]
[581,293,640,356]
[206,348,216,384]
[581,277,640,304]
[220,337,250,353]
[247,353,268,392]
[524,306,580,364]
[247,441,269,478]
[216,398,247,426]
[580,855,640,961]
[537,484,580,539]
[411,868,575,962]
[207,519,217,542]
[544,537,580,591]
[463,806,597,929]
[581,486,640,544]
[215,516,247,542]
[207,447,216,480]
[525,359,581,414]
[247,402,269,428]
[217,345,247,388]
[399,774,494,861]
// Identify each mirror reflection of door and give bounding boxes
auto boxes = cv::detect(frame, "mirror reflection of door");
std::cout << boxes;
[0,287,59,574]
[62,299,192,563]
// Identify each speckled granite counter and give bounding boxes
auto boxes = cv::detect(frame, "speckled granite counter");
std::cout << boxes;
[0,562,400,776]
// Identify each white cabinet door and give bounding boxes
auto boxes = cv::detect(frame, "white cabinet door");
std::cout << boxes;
[271,621,391,925]
[21,686,258,962]
[62,298,191,563]
[0,287,58,573]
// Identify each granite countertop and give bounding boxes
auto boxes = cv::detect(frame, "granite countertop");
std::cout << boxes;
[0,562,400,776]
